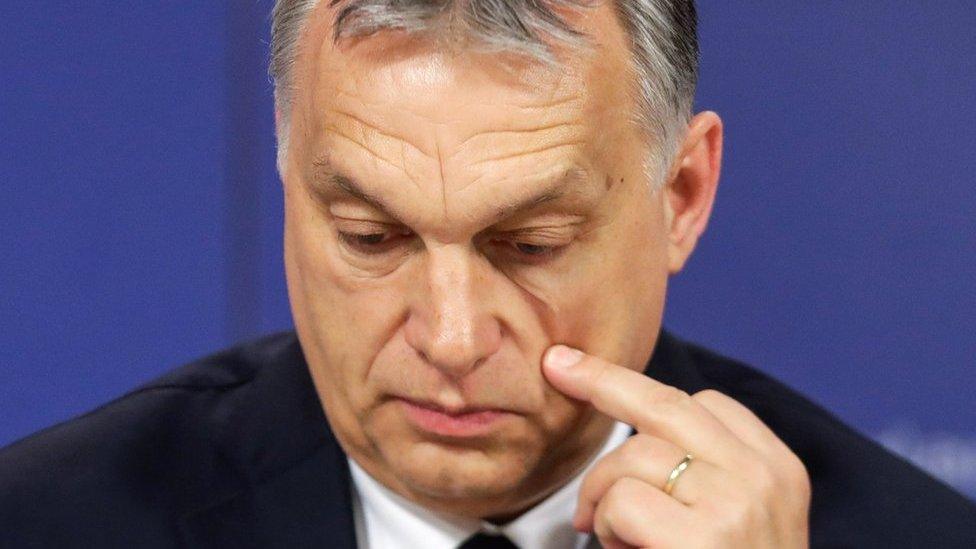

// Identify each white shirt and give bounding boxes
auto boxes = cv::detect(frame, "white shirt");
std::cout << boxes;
[349,421,633,549]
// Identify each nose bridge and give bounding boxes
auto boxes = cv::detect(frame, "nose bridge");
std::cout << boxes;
[406,244,502,377]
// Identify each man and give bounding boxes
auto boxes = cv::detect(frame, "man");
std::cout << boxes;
[1,0,974,547]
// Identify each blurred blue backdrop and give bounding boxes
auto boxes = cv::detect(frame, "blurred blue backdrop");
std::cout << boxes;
[1,2,973,498]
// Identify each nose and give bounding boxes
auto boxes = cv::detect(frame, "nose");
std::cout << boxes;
[404,244,502,379]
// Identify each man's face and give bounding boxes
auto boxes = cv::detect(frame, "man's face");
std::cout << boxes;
[282,5,677,517]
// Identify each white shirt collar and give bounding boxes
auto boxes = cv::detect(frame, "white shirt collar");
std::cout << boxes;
[349,420,633,549]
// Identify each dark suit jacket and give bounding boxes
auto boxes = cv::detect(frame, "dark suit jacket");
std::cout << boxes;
[1,330,974,548]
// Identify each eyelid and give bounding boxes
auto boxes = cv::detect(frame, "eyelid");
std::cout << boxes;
[492,214,587,232]
[332,216,402,232]
[336,230,413,261]
[500,226,577,243]
[328,200,395,222]
[486,228,574,265]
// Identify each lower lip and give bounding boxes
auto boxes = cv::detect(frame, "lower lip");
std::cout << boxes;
[398,399,509,437]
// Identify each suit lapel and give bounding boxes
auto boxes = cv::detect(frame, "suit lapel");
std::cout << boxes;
[644,329,710,396]
[178,437,357,548]
[177,334,358,548]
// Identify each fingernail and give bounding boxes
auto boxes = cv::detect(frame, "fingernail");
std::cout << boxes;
[545,345,584,370]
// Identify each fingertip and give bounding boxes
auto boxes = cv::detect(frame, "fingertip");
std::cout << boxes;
[544,345,585,371]
[542,345,591,401]
[542,345,590,400]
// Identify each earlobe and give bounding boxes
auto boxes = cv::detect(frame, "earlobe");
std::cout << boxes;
[664,111,723,274]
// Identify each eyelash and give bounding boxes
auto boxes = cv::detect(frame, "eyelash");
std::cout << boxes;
[337,230,406,254]
[336,229,565,263]
[509,241,562,261]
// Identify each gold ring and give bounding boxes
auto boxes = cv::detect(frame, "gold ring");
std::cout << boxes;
[664,453,694,496]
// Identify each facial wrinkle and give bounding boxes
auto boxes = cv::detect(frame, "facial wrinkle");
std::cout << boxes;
[323,125,426,192]
[470,140,586,168]
[329,108,435,184]
[332,108,434,159]
[452,120,585,151]
[435,131,450,221]
[515,94,583,111]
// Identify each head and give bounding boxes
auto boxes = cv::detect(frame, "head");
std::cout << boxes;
[271,0,722,519]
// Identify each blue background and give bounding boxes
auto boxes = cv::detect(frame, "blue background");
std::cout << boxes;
[2,2,974,498]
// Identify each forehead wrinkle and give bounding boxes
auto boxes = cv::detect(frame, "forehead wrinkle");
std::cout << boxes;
[442,109,588,176]
[322,124,426,193]
[514,93,584,111]
[444,116,590,198]
[467,140,586,170]
[310,152,428,226]
[451,120,585,152]
[328,107,436,163]
[455,165,595,230]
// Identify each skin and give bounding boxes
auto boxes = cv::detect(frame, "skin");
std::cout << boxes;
[544,347,811,547]
[279,1,810,545]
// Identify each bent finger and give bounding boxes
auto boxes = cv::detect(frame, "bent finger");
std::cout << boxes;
[575,434,730,531]
[592,477,697,549]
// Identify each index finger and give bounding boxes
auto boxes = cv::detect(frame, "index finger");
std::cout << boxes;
[542,345,746,463]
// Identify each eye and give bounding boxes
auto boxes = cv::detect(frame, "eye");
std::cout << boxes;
[337,228,411,255]
[513,242,557,257]
[495,236,568,264]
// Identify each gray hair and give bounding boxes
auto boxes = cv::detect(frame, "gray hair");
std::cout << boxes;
[269,0,698,187]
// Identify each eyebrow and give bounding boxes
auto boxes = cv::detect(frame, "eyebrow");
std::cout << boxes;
[312,156,392,217]
[309,155,589,225]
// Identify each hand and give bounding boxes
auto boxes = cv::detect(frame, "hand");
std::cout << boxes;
[542,345,811,549]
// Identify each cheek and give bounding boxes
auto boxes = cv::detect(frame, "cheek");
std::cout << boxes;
[525,214,668,370]
[285,189,411,397]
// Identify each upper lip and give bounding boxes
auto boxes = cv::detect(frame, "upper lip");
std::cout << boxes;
[396,396,503,416]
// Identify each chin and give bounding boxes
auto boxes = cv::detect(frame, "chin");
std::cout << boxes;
[380,436,539,505]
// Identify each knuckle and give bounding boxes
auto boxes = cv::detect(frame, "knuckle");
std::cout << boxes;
[764,448,811,505]
[606,477,645,515]
[579,461,613,503]
[593,481,629,538]
[711,495,760,542]
[606,476,640,503]
[786,453,813,502]
[592,508,613,540]
[578,473,599,504]
[751,462,778,496]
[632,434,672,463]
[647,383,692,409]
[619,436,652,463]
[691,388,726,405]
[598,479,651,540]
[580,466,610,500]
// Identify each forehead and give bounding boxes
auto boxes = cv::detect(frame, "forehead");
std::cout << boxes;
[291,3,638,228]
[296,0,636,144]
[319,47,583,156]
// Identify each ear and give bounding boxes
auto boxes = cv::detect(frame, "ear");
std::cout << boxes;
[663,111,723,273]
